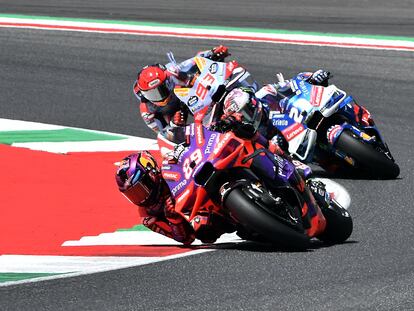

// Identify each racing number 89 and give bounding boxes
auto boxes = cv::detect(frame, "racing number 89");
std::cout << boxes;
[183,149,203,179]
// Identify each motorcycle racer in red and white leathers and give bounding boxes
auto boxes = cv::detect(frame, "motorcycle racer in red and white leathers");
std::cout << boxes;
[133,46,232,136]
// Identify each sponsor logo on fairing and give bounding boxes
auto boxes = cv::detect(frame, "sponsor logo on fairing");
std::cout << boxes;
[209,63,218,74]
[204,133,217,154]
[162,171,181,182]
[196,123,204,146]
[189,102,204,114]
[273,155,288,179]
[282,123,305,141]
[171,179,188,196]
[213,133,231,155]
[269,111,283,118]
[172,144,187,162]
[272,119,289,127]
[176,188,191,204]
[188,96,199,107]
[194,106,209,122]
[310,86,324,107]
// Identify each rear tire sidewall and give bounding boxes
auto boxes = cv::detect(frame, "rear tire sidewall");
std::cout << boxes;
[224,188,310,250]
[335,130,399,179]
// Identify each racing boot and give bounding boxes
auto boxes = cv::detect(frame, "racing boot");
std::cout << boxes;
[191,212,235,244]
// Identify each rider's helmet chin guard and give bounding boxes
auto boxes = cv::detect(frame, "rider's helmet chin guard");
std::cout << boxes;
[223,88,263,137]
[115,151,161,206]
[135,64,174,107]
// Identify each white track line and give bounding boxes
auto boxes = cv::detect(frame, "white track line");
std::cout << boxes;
[0,16,413,51]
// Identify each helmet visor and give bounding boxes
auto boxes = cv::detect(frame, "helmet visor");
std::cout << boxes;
[140,78,173,104]
[122,174,153,205]
[241,99,262,130]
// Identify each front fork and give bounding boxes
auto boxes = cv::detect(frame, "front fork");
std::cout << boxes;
[249,150,326,237]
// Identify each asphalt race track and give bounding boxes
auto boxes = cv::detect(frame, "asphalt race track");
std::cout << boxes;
[1,0,414,36]
[0,1,413,310]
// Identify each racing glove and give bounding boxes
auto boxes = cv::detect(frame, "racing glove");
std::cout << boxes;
[171,110,186,127]
[164,195,195,245]
[308,69,330,86]
[169,219,196,245]
[269,134,289,155]
[141,112,161,133]
[210,45,230,61]
[210,115,239,133]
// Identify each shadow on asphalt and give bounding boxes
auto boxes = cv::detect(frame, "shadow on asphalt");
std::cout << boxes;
[311,168,402,181]
[190,239,360,253]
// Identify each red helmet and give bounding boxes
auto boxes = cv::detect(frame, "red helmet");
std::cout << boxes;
[135,64,174,106]
[115,151,161,206]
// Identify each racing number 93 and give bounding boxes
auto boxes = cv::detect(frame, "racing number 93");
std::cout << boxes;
[183,149,203,179]
[195,73,215,100]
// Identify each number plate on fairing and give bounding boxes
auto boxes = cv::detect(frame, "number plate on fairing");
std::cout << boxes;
[162,124,219,199]
[174,57,227,114]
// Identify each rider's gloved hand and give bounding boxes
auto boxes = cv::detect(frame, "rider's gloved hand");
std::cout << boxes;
[309,69,330,86]
[210,45,230,61]
[171,110,186,127]
[141,112,161,133]
[215,115,240,132]
[269,134,289,154]
[169,219,195,245]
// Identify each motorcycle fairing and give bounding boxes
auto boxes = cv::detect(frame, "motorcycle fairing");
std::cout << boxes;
[162,124,234,211]
[331,96,395,160]
[173,57,227,115]
[269,76,348,161]
[270,107,317,162]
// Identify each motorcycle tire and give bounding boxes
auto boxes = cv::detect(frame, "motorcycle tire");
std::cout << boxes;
[224,188,310,250]
[318,202,353,244]
[335,130,400,179]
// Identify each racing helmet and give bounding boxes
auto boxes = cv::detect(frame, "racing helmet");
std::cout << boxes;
[223,87,263,136]
[135,64,174,106]
[115,151,161,206]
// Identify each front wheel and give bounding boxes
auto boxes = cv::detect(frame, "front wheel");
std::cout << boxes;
[224,187,310,250]
[335,131,400,179]
[318,201,353,244]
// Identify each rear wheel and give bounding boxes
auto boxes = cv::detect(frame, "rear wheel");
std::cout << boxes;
[335,131,400,179]
[224,186,310,250]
